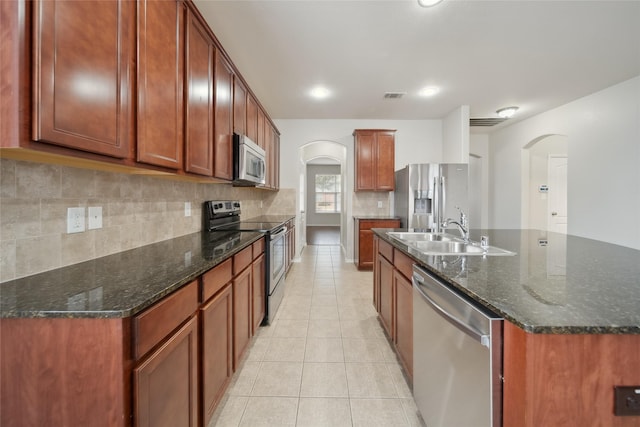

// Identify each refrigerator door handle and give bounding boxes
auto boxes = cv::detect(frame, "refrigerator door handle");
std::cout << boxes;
[433,176,439,233]
[440,175,446,230]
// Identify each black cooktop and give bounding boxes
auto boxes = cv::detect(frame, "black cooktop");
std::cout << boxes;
[216,221,286,233]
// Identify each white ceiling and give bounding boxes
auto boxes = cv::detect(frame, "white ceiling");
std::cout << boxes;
[194,0,640,131]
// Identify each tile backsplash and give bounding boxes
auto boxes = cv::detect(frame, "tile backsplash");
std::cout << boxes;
[0,159,294,282]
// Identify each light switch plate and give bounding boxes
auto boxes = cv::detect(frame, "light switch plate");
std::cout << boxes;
[184,202,191,217]
[67,207,85,234]
[88,206,102,230]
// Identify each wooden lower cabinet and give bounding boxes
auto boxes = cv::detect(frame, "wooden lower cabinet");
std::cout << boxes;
[374,238,413,382]
[200,283,233,424]
[394,269,413,378]
[134,315,198,427]
[252,253,266,333]
[377,252,394,338]
[0,317,131,427]
[233,265,252,370]
[356,218,400,270]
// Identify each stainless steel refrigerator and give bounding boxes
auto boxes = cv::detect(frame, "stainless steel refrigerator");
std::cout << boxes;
[394,164,468,232]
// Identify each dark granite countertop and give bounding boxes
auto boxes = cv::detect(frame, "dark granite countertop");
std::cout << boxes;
[0,231,264,319]
[373,228,640,334]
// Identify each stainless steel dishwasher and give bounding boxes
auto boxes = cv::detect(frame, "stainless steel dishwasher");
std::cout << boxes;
[412,265,503,427]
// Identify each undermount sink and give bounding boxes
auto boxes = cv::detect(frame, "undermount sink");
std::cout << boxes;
[387,232,516,256]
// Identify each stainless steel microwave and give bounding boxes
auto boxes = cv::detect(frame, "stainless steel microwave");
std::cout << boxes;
[233,134,266,186]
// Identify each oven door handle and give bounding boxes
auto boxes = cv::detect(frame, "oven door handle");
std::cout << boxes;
[270,227,287,240]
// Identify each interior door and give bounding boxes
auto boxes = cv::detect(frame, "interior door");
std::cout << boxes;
[548,156,568,234]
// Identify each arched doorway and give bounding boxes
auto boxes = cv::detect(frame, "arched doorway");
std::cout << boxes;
[299,141,348,250]
[521,134,568,233]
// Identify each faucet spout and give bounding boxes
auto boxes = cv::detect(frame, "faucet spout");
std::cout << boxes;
[442,209,470,243]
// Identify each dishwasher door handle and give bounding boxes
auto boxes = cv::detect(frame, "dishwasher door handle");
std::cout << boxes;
[413,273,490,347]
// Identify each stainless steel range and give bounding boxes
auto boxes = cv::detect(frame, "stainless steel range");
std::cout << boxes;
[203,200,287,324]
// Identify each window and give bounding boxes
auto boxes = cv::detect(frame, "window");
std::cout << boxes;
[315,174,341,213]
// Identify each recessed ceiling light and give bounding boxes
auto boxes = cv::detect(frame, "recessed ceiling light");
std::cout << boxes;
[496,106,519,118]
[419,86,440,97]
[309,86,331,100]
[417,0,445,7]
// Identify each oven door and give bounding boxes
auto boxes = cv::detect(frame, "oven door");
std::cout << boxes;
[269,227,287,292]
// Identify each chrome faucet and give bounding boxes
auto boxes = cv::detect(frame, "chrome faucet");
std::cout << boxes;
[442,208,470,243]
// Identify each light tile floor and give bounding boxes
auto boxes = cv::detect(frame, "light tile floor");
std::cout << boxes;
[209,245,425,426]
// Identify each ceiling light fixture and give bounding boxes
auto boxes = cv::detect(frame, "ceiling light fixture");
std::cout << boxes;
[309,86,331,100]
[496,106,519,118]
[417,0,445,7]
[419,86,440,97]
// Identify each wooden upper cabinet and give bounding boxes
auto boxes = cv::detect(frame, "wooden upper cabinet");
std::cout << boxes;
[354,129,396,191]
[256,108,266,150]
[273,130,280,190]
[213,50,234,180]
[137,0,184,169]
[375,131,395,190]
[233,77,247,135]
[32,0,134,158]
[245,94,258,142]
[184,10,213,176]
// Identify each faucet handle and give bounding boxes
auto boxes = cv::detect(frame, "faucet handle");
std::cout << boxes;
[455,206,468,227]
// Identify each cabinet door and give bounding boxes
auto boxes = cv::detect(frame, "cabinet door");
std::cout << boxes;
[263,117,273,188]
[257,108,266,150]
[33,0,133,158]
[378,254,394,338]
[252,253,266,333]
[245,94,258,142]
[233,266,252,369]
[184,10,213,176]
[373,236,380,311]
[358,229,374,269]
[274,131,281,190]
[354,130,375,191]
[394,270,413,379]
[233,77,247,135]
[214,50,234,180]
[137,0,184,169]
[200,283,233,424]
[376,131,395,191]
[134,315,198,427]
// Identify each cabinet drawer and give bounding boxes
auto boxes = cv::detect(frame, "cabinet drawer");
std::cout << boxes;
[394,249,414,281]
[233,246,253,275]
[134,280,198,360]
[202,258,233,302]
[360,220,396,230]
[379,239,394,263]
[252,238,265,259]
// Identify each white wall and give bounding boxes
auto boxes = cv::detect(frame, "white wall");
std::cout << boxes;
[443,105,470,163]
[469,134,490,230]
[274,119,443,260]
[489,76,640,249]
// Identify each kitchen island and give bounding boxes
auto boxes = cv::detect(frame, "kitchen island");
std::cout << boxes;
[373,228,640,426]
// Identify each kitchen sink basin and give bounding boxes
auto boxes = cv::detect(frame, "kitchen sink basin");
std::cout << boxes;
[387,232,516,256]
[387,232,454,242]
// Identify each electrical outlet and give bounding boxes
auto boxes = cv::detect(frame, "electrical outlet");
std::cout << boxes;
[377,201,383,208]
[88,206,102,230]
[67,207,85,234]
[184,202,191,217]
[615,386,640,416]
